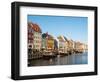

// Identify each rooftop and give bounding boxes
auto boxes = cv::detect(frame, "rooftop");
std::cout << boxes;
[28,22,42,33]
[42,32,54,39]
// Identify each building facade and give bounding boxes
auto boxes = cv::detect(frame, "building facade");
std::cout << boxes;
[28,22,42,59]
[28,22,34,59]
[66,39,74,52]
[41,33,47,51]
[42,33,54,52]
[46,33,54,51]
[54,39,59,51]
[57,36,67,53]
[28,23,34,49]
[31,23,42,51]
[74,41,86,52]
[28,22,42,50]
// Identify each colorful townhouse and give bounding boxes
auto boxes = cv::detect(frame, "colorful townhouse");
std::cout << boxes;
[46,33,54,51]
[42,32,54,52]
[57,36,68,53]
[28,22,34,49]
[28,22,42,51]
[74,41,86,52]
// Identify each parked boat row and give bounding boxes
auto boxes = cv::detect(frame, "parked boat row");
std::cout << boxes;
[28,49,87,60]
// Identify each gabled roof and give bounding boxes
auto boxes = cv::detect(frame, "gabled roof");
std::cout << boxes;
[42,33,47,38]
[28,22,42,33]
[42,33,54,39]
[57,36,65,42]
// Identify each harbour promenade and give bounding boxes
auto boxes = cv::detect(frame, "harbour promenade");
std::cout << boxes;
[28,22,88,63]
[28,51,88,66]
[28,48,87,60]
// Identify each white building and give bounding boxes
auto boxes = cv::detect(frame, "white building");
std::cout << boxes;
[57,36,68,53]
[33,31,42,51]
[29,23,42,51]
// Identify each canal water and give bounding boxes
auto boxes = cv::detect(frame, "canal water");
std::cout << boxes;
[28,52,88,66]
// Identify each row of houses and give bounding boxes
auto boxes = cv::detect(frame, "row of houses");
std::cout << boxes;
[28,22,42,51]
[28,22,88,55]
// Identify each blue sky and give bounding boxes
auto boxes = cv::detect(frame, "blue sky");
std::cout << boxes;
[28,15,88,43]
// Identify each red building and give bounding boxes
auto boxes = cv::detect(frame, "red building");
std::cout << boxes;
[28,22,34,49]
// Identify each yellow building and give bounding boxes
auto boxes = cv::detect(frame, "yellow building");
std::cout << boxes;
[46,33,54,51]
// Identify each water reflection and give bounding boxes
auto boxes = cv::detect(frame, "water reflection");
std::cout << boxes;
[28,52,88,66]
